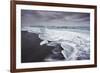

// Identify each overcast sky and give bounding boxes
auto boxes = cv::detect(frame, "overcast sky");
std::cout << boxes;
[21,10,90,28]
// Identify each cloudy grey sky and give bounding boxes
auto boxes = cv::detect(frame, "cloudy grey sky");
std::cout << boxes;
[21,10,90,28]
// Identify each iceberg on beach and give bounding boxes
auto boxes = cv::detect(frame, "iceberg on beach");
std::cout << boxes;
[39,28,90,60]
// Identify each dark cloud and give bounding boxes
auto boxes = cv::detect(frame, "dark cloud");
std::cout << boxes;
[21,10,90,28]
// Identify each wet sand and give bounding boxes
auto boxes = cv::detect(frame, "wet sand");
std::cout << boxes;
[21,31,54,63]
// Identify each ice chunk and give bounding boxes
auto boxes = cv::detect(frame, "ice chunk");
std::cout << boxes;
[40,40,48,46]
[61,42,78,60]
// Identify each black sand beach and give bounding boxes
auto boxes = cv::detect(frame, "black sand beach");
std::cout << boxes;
[21,31,55,63]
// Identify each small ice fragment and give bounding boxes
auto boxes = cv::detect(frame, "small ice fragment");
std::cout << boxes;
[40,40,48,46]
